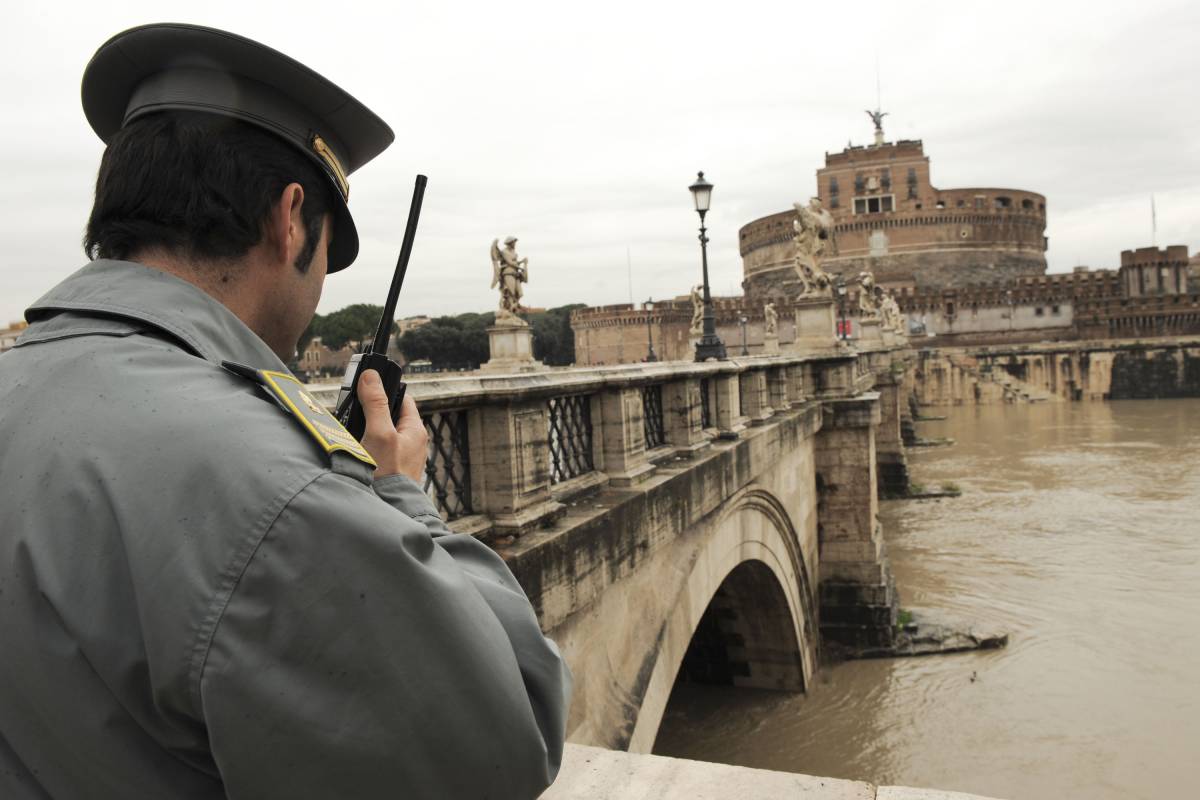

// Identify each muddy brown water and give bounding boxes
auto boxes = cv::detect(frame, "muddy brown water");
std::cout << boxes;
[652,399,1200,800]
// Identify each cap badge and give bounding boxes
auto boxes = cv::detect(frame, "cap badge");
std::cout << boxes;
[311,134,350,201]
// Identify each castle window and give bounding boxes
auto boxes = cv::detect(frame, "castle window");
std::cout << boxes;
[974,196,985,209]
[830,195,839,209]
[853,195,894,214]
[1051,305,1061,315]
[881,170,891,191]
[854,173,865,193]
[995,196,1012,209]
[1022,199,1034,210]
[956,199,965,208]
[1035,307,1045,316]
[830,177,839,194]
[936,199,946,209]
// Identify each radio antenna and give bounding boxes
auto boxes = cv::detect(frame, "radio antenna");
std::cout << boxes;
[371,174,427,354]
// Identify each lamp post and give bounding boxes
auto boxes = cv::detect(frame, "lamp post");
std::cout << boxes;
[836,275,849,340]
[644,297,658,362]
[739,314,749,356]
[1005,289,1015,331]
[689,171,727,361]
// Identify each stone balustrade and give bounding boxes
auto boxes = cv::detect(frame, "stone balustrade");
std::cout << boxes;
[309,348,883,540]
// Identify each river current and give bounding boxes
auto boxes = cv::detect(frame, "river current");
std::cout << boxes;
[653,399,1200,800]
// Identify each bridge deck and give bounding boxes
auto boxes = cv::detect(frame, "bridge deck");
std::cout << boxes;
[544,745,1001,799]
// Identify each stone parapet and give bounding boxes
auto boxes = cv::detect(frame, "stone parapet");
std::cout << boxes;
[306,349,905,539]
[543,744,1006,799]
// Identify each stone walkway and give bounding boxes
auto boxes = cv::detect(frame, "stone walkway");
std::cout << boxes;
[542,745,1000,800]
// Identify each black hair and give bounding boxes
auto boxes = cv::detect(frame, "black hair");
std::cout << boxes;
[84,111,334,272]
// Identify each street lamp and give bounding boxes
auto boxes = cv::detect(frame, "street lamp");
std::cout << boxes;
[689,171,727,361]
[739,314,749,356]
[644,297,658,362]
[835,275,849,340]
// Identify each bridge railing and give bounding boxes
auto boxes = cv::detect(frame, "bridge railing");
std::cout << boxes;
[309,347,886,537]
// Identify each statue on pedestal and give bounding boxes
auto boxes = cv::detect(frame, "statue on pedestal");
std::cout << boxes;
[858,272,882,321]
[490,237,529,326]
[880,289,903,331]
[689,285,704,336]
[792,198,836,299]
[763,301,778,336]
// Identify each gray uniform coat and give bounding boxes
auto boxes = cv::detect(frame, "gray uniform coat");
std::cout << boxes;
[0,260,571,799]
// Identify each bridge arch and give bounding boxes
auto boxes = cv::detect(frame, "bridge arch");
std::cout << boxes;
[627,486,818,753]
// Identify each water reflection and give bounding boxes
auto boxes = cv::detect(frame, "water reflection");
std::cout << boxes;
[653,400,1200,800]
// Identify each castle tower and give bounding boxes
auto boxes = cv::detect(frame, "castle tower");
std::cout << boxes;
[739,119,1049,298]
[1119,245,1190,297]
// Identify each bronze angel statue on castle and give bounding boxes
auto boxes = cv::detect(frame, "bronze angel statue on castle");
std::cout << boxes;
[490,236,529,325]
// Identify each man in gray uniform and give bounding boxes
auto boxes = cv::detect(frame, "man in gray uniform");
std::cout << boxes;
[0,23,571,799]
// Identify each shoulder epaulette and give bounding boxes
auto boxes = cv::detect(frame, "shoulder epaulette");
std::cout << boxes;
[222,361,376,468]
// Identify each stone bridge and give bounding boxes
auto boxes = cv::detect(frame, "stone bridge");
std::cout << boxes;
[313,342,912,753]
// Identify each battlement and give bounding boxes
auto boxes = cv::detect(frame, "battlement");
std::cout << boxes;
[893,270,1121,312]
[1120,245,1189,268]
[824,139,925,167]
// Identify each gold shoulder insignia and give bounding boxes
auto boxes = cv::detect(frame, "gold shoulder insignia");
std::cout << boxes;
[258,369,377,468]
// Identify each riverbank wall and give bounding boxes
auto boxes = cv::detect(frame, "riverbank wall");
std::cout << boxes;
[911,337,1200,405]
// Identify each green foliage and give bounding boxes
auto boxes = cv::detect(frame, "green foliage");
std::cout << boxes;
[399,312,494,369]
[523,304,586,366]
[396,303,585,369]
[303,304,394,352]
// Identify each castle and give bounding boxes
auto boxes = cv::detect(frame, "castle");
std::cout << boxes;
[740,118,1048,297]
[569,117,1197,365]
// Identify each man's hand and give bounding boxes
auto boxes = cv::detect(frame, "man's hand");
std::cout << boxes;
[356,369,427,481]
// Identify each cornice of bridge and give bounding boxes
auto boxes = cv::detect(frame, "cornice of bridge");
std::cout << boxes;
[308,349,870,411]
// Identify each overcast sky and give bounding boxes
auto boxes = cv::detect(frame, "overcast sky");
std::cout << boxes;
[2,0,1198,326]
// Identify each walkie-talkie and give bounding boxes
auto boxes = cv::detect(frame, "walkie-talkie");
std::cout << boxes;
[335,174,427,441]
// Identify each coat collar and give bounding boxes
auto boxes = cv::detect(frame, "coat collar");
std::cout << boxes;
[25,260,289,371]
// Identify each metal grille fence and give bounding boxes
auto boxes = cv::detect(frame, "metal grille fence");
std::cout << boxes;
[548,394,594,484]
[423,409,473,520]
[699,379,712,429]
[642,385,665,450]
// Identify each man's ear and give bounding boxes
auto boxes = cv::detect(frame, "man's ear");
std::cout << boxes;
[267,183,306,268]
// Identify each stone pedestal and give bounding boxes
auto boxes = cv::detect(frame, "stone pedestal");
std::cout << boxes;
[762,332,780,354]
[858,317,884,345]
[470,400,565,536]
[792,297,838,352]
[596,387,656,487]
[481,324,544,373]
[882,327,898,347]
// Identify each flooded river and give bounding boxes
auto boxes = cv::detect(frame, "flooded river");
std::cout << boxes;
[653,400,1200,800]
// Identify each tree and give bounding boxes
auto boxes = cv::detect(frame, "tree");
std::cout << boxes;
[318,304,390,351]
[524,304,585,366]
[399,312,493,369]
